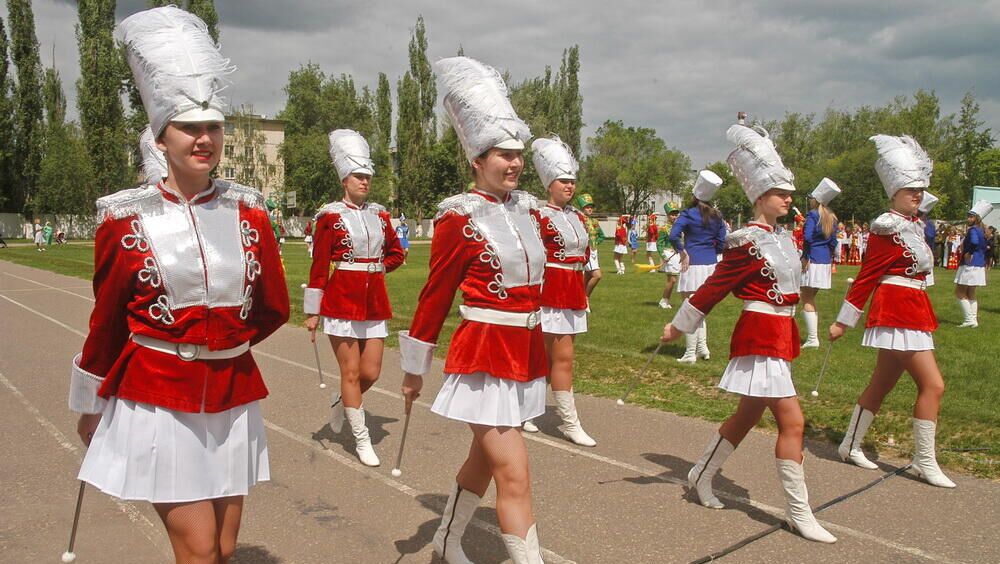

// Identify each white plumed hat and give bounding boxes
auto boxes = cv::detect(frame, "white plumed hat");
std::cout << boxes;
[918,191,939,214]
[809,177,841,206]
[434,56,531,162]
[531,136,578,189]
[970,200,993,219]
[139,125,167,185]
[328,129,374,181]
[870,134,932,197]
[692,170,724,202]
[117,6,234,137]
[726,124,795,202]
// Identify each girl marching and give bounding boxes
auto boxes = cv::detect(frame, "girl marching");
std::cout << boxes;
[304,129,405,467]
[668,170,725,363]
[798,178,841,348]
[70,7,290,561]
[663,122,836,543]
[613,215,629,275]
[521,136,597,447]
[954,200,992,327]
[399,56,548,563]
[831,135,955,489]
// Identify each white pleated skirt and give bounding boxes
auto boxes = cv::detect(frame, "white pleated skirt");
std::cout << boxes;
[678,264,717,293]
[322,317,388,339]
[717,355,796,398]
[586,249,601,272]
[645,242,658,252]
[862,327,935,351]
[660,251,681,275]
[954,265,987,286]
[431,372,547,427]
[613,244,628,254]
[540,306,588,335]
[800,263,833,289]
[926,270,935,287]
[79,398,269,503]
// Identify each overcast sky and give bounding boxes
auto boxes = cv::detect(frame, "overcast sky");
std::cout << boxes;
[6,0,999,167]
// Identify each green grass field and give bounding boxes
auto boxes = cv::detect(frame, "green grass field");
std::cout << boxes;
[2,240,997,478]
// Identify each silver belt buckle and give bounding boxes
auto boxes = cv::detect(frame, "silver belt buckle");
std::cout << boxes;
[526,311,540,330]
[176,342,200,361]
[367,262,377,273]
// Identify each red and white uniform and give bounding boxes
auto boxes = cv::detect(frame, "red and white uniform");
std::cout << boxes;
[671,222,801,397]
[837,211,936,351]
[399,190,548,426]
[537,203,590,335]
[614,222,628,254]
[304,200,404,339]
[646,217,659,252]
[69,181,290,502]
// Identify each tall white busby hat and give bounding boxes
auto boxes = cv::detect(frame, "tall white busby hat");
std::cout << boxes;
[139,125,167,185]
[328,129,374,180]
[970,200,993,220]
[870,135,932,197]
[918,191,939,214]
[809,177,841,206]
[531,136,578,189]
[117,6,234,137]
[726,124,795,202]
[434,56,531,162]
[692,170,724,202]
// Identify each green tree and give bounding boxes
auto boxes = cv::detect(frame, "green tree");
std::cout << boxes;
[7,0,45,213]
[408,15,435,143]
[36,123,96,216]
[581,120,691,216]
[0,16,15,211]
[186,0,219,42]
[371,72,395,208]
[704,161,747,223]
[77,0,129,194]
[975,148,1000,188]
[42,66,65,126]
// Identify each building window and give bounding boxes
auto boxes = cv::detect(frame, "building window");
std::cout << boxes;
[244,146,254,158]
[244,166,255,178]
[224,145,234,157]
[224,167,236,179]
[224,123,235,135]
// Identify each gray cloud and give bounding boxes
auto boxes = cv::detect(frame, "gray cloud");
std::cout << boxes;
[11,0,1000,168]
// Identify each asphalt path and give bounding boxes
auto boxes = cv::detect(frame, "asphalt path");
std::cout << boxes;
[1,260,997,563]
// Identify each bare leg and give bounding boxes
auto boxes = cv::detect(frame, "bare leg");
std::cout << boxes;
[898,350,945,421]
[584,268,603,296]
[857,348,906,414]
[544,333,575,392]
[155,499,222,564]
[357,338,384,395]
[212,496,244,564]
[718,396,767,447]
[456,432,493,497]
[329,336,363,408]
[766,397,806,462]
[662,275,676,302]
[470,424,534,537]
[800,286,818,313]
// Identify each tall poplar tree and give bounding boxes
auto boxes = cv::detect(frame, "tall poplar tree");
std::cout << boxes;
[77,0,129,193]
[0,17,15,211]
[186,0,219,42]
[7,0,44,213]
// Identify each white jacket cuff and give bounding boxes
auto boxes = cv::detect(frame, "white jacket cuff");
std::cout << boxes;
[671,299,705,334]
[836,301,863,328]
[399,331,436,376]
[69,353,107,414]
[303,288,324,315]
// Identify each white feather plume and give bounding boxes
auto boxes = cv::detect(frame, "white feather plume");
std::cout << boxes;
[117,6,235,135]
[328,129,374,180]
[434,56,531,162]
[531,135,578,189]
[139,125,167,185]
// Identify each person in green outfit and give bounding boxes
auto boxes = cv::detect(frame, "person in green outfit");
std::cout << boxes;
[577,193,605,297]
[657,204,682,308]
[43,222,54,247]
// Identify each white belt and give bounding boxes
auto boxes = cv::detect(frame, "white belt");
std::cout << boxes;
[459,305,541,330]
[336,261,384,273]
[132,334,250,362]
[545,262,585,271]
[879,275,926,290]
[742,301,796,317]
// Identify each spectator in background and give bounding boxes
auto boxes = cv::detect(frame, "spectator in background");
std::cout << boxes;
[628,216,640,263]
[33,219,45,252]
[988,226,997,269]
[303,219,314,258]
[395,213,410,264]
[0,227,7,248]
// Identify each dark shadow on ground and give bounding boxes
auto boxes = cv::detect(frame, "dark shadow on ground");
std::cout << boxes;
[232,544,282,563]
[398,492,509,564]
[310,410,399,458]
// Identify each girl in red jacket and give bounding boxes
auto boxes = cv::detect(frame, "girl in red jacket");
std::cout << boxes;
[304,129,404,467]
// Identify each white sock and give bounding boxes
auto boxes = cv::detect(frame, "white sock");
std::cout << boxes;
[971,300,978,321]
[802,311,818,341]
[958,298,971,321]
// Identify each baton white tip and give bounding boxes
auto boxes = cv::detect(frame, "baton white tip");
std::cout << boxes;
[319,383,327,389]
[300,283,307,288]
[846,278,855,283]
[810,390,819,397]
[616,399,625,406]
[62,552,77,563]
[391,468,402,477]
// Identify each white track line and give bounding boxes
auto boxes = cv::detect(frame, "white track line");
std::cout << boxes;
[0,266,968,563]
[0,370,169,556]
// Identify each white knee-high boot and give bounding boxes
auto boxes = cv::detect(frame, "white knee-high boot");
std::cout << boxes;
[696,321,710,360]
[907,418,956,488]
[677,331,697,364]
[433,482,482,564]
[501,524,543,564]
[837,404,879,469]
[776,458,837,543]
[688,433,735,509]
[957,299,976,327]
[553,390,596,447]
[971,300,979,327]
[801,311,820,348]
[345,406,380,467]
[329,391,345,433]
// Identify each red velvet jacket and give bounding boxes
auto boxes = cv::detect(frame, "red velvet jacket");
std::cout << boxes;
[402,190,548,382]
[671,223,801,361]
[646,220,659,243]
[77,181,290,413]
[537,204,590,311]
[304,200,404,321]
[837,211,937,332]
[615,225,627,246]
